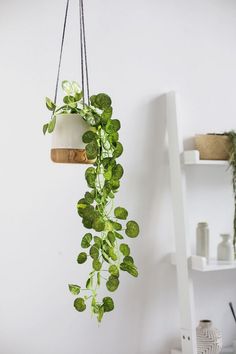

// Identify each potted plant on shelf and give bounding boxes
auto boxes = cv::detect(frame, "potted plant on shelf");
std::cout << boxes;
[195,131,236,256]
[43,81,140,321]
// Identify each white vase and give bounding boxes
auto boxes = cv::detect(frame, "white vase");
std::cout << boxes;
[51,113,93,164]
[217,234,234,262]
[196,222,209,260]
[196,320,222,354]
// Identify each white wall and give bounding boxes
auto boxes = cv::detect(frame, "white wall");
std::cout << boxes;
[0,1,236,353]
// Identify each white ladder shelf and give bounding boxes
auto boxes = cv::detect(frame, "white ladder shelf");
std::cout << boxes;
[166,92,234,354]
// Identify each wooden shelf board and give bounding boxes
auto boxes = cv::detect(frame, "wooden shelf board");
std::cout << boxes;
[183,150,228,165]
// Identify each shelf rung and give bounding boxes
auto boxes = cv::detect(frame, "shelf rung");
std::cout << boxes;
[182,150,228,165]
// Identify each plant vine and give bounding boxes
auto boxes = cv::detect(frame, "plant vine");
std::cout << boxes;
[43,81,140,321]
[225,131,236,255]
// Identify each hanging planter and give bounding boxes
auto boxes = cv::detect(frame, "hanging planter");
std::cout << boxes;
[44,81,95,164]
[43,0,140,322]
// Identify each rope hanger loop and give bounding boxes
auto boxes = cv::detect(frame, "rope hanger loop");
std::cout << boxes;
[53,0,90,108]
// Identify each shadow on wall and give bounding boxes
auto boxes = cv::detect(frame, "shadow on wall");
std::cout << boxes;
[122,94,178,354]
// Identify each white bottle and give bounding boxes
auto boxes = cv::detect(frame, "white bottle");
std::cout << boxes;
[217,234,234,262]
[196,222,209,260]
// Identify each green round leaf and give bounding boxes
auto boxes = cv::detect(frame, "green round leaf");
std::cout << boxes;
[93,217,105,232]
[74,297,86,312]
[95,93,112,110]
[75,91,83,101]
[62,80,72,95]
[71,81,80,93]
[85,141,98,160]
[81,233,92,248]
[110,132,119,143]
[77,198,89,217]
[84,191,95,204]
[103,297,114,312]
[111,179,120,190]
[105,119,121,134]
[94,236,102,248]
[92,259,102,271]
[113,222,122,231]
[77,252,87,264]
[114,231,124,240]
[108,265,119,277]
[123,256,134,264]
[43,123,48,135]
[114,207,128,220]
[106,275,120,292]
[120,262,138,277]
[113,142,123,158]
[119,243,130,256]
[89,245,99,259]
[112,164,124,179]
[48,116,56,133]
[63,95,75,104]
[125,221,140,238]
[82,131,97,143]
[109,247,117,261]
[45,97,56,111]
[68,284,81,295]
[107,231,115,245]
[101,107,113,125]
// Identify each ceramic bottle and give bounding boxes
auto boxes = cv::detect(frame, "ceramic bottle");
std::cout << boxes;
[217,234,234,262]
[196,222,209,260]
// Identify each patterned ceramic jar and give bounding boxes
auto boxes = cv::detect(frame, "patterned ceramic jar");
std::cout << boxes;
[196,320,222,354]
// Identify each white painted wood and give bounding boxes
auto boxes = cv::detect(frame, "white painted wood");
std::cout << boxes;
[183,150,228,165]
[191,255,236,272]
[171,348,232,354]
[166,92,197,354]
[171,253,236,272]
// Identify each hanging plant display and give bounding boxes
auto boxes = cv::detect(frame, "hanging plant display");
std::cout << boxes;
[43,0,140,321]
[43,81,140,321]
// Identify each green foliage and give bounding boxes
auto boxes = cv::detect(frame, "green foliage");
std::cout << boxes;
[225,131,236,255]
[125,221,140,238]
[103,297,114,312]
[114,207,128,220]
[44,81,140,322]
[74,297,86,312]
[77,252,87,264]
[68,284,81,295]
[81,233,92,248]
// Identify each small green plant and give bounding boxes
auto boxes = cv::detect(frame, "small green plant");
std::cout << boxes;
[225,131,236,254]
[44,81,140,321]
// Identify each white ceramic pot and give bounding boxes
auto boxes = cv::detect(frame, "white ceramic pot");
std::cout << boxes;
[51,113,93,164]
[52,113,89,149]
[196,320,222,354]
[217,234,234,262]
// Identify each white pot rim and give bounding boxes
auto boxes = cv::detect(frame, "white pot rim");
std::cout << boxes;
[56,113,85,119]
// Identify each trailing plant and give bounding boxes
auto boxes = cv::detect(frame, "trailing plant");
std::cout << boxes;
[43,81,140,321]
[225,131,236,255]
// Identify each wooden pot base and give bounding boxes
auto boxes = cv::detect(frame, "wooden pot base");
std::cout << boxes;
[51,148,94,164]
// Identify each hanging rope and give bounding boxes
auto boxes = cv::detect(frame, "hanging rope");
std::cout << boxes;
[79,0,90,106]
[53,0,70,106]
[53,0,90,109]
